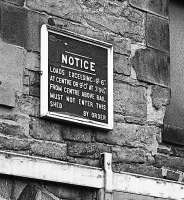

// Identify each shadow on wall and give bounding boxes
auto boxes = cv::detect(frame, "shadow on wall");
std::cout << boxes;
[163,0,184,144]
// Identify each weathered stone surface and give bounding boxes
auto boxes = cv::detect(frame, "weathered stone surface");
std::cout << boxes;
[16,95,40,117]
[24,11,47,52]
[26,0,82,21]
[114,83,146,118]
[31,141,67,160]
[151,85,170,109]
[96,123,159,153]
[0,135,31,151]
[146,14,169,52]
[107,36,131,55]
[1,2,47,51]
[130,0,168,17]
[0,113,31,138]
[147,86,166,125]
[63,126,92,143]
[2,3,27,47]
[82,0,145,42]
[67,156,99,167]
[112,146,148,164]
[84,12,145,42]
[132,48,169,86]
[25,52,40,71]
[3,0,25,6]
[0,119,26,137]
[26,0,144,41]
[114,53,131,76]
[81,0,142,23]
[68,142,111,159]
[155,154,184,171]
[0,177,13,200]
[0,39,25,107]
[112,163,162,178]
[26,0,145,41]
[30,118,62,142]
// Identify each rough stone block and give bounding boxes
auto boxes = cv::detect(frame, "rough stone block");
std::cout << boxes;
[151,85,170,109]
[68,142,111,159]
[3,0,25,6]
[31,141,67,160]
[130,0,168,17]
[0,119,26,137]
[0,39,25,107]
[114,53,131,76]
[132,48,169,86]
[26,0,145,41]
[112,163,162,178]
[0,135,31,151]
[16,95,40,117]
[63,126,92,143]
[155,154,184,171]
[81,0,145,42]
[112,146,148,164]
[107,36,131,55]
[146,14,169,52]
[67,156,99,167]
[0,84,15,108]
[147,86,166,124]
[30,118,62,142]
[96,123,159,153]
[114,83,147,118]
[1,2,47,51]
[84,11,145,42]
[26,0,82,21]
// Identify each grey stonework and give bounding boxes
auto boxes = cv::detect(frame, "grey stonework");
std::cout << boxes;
[0,0,183,199]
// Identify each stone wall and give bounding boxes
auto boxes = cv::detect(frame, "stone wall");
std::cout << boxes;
[0,0,183,199]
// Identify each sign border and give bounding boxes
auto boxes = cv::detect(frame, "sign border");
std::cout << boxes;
[40,24,113,130]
